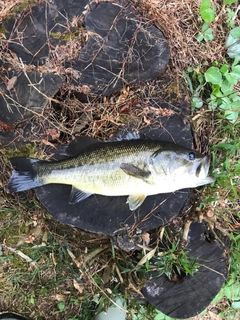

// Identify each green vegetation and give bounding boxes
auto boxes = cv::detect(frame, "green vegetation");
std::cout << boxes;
[185,56,240,123]
[133,230,200,281]
[180,1,240,319]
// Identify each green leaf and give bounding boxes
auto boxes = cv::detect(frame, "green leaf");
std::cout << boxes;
[226,8,235,28]
[154,311,172,320]
[28,296,35,304]
[231,65,240,80]
[212,84,222,96]
[197,73,204,84]
[200,0,215,23]
[200,8,215,23]
[204,27,214,41]
[221,79,233,94]
[192,96,203,109]
[223,0,238,4]
[205,67,222,85]
[225,73,239,86]
[225,111,239,123]
[197,33,204,42]
[207,99,218,110]
[230,26,240,39]
[202,22,209,32]
[58,302,65,312]
[211,290,223,304]
[231,101,240,109]
[232,57,240,66]
[219,97,231,110]
[220,64,229,74]
[225,27,240,58]
[232,301,240,309]
[197,23,214,42]
[200,0,210,11]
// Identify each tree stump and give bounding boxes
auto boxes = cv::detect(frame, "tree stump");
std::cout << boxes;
[142,222,228,319]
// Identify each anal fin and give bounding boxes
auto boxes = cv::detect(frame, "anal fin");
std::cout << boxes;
[127,194,146,211]
[69,186,92,204]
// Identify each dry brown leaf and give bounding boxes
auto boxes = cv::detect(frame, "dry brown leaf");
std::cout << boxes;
[0,120,14,132]
[55,294,66,301]
[24,235,35,244]
[45,128,60,140]
[6,76,17,91]
[137,247,156,267]
[73,279,84,294]
[41,139,56,148]
[141,233,150,246]
[208,310,221,320]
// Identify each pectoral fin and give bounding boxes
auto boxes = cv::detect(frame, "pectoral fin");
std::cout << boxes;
[69,186,92,204]
[120,163,150,179]
[127,194,147,211]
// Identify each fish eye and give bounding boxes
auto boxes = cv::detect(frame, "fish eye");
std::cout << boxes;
[188,152,195,160]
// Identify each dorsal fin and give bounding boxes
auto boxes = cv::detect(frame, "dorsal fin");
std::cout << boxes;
[67,136,100,156]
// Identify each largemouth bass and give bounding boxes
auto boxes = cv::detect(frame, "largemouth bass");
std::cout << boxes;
[8,137,214,210]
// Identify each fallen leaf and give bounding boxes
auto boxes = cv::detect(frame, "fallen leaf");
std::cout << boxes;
[137,247,156,267]
[55,294,66,301]
[45,128,60,140]
[6,76,17,91]
[41,139,56,148]
[25,235,35,244]
[0,120,13,132]
[73,279,83,294]
[141,233,150,246]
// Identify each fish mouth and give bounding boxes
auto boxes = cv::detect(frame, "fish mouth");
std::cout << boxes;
[194,156,215,185]
[196,156,210,178]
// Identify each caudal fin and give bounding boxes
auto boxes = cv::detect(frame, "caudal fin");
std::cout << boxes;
[8,157,43,193]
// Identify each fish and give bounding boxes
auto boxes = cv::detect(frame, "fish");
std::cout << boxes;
[8,137,215,211]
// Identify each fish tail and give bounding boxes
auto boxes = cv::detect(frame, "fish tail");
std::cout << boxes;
[8,157,43,193]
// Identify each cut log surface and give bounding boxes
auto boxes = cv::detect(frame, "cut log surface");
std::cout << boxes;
[3,0,88,65]
[1,0,169,138]
[0,312,27,320]
[66,1,170,95]
[35,113,193,236]
[2,0,169,96]
[0,70,62,124]
[142,222,228,319]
